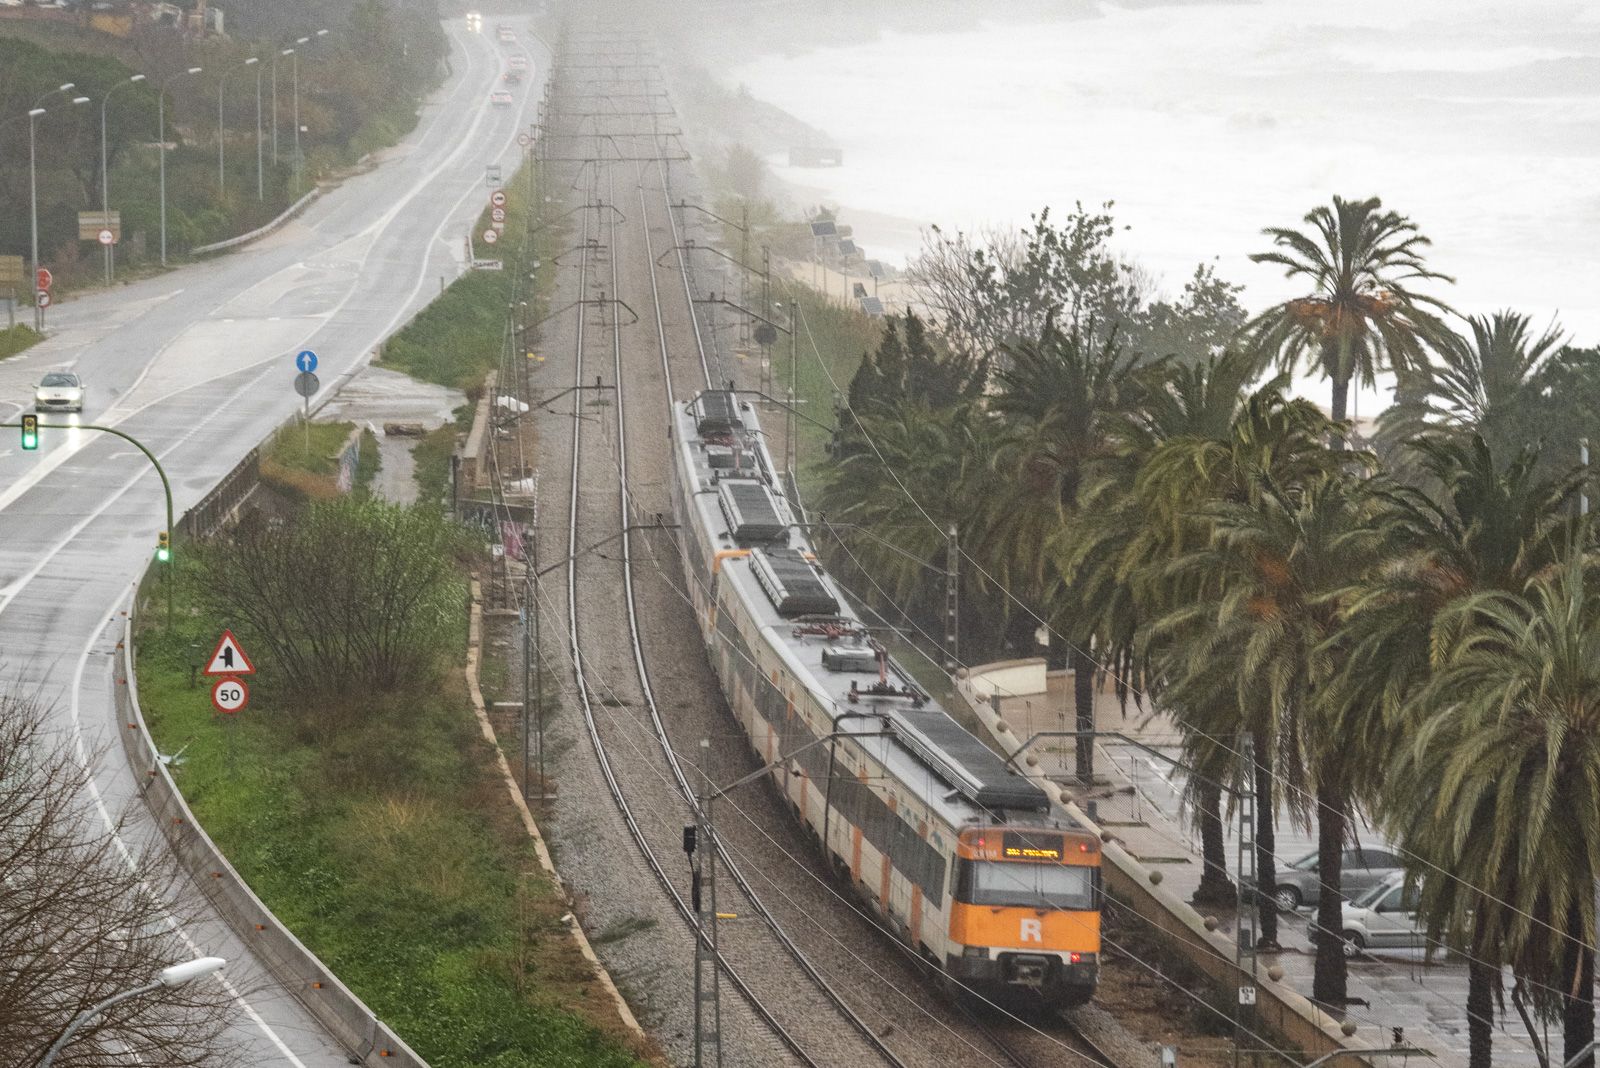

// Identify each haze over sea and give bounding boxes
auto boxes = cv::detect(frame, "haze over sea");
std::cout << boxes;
[731,0,1600,404]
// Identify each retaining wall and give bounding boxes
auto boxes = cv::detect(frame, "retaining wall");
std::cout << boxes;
[955,661,1365,1065]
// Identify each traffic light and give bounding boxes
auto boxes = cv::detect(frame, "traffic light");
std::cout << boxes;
[156,531,171,563]
[20,414,37,451]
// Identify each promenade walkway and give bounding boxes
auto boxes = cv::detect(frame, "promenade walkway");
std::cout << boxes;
[970,659,1560,1068]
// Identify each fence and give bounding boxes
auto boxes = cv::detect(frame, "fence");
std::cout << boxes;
[176,444,261,540]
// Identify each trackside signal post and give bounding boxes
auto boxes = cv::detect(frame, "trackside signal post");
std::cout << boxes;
[684,726,896,1068]
[5,420,175,624]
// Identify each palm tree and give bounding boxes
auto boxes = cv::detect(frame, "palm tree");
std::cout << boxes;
[1376,311,1571,484]
[1162,469,1390,1004]
[977,319,1145,785]
[817,402,1003,610]
[1383,556,1600,1068]
[1133,390,1345,942]
[1249,195,1454,424]
[1064,348,1285,904]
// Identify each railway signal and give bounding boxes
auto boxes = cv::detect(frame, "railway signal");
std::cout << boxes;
[20,414,38,450]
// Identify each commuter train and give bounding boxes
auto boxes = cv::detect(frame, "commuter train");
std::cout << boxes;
[669,390,1101,1007]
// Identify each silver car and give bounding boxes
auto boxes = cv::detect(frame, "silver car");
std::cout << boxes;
[35,371,84,413]
[1340,871,1426,957]
[1271,845,1403,910]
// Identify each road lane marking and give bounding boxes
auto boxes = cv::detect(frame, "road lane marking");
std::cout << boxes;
[0,23,497,518]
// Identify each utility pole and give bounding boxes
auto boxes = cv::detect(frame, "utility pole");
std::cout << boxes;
[944,523,960,671]
[1581,438,1590,517]
[1234,733,1258,1068]
[689,737,723,1068]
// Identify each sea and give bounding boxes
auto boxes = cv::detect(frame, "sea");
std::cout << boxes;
[728,0,1600,408]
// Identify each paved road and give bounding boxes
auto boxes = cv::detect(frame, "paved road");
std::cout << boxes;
[0,20,545,1064]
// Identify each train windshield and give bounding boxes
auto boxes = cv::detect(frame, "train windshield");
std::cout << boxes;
[961,861,1094,910]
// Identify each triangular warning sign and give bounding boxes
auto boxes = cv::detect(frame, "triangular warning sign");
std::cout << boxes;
[204,630,256,676]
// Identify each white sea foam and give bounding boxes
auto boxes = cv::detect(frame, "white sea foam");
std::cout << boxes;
[730,0,1600,370]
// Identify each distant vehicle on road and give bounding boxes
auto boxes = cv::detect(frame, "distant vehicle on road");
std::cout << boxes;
[490,90,513,108]
[503,70,522,84]
[466,11,481,28]
[497,26,514,42]
[508,53,528,70]
[1268,845,1403,910]
[1340,872,1425,957]
[35,371,84,413]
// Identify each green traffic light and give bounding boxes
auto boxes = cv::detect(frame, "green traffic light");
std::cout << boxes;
[21,414,38,451]
[156,547,171,563]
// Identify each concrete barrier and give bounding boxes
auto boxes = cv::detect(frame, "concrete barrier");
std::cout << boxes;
[954,662,1365,1065]
[191,188,321,256]
[116,607,431,1067]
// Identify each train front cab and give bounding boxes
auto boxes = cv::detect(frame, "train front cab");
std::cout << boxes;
[945,826,1101,1007]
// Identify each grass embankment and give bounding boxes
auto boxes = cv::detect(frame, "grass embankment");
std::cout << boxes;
[381,167,550,395]
[257,421,378,501]
[136,557,648,1068]
[0,324,42,361]
[778,287,880,497]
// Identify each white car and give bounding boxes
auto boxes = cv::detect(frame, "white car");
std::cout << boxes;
[35,371,85,413]
[1339,871,1426,957]
[490,91,513,108]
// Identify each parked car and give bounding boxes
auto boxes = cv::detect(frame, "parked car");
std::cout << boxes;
[1268,844,1403,910]
[35,371,84,413]
[1340,871,1426,957]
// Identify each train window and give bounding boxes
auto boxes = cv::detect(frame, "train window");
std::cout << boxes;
[955,860,1094,911]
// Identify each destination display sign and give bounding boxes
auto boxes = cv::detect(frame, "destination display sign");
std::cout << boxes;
[1001,832,1063,861]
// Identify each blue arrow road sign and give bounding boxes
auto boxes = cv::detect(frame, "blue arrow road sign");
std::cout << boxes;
[295,349,318,373]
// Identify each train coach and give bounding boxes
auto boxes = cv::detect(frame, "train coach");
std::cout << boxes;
[668,389,1102,1008]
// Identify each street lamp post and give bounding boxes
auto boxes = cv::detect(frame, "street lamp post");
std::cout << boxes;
[217,57,258,197]
[158,67,203,268]
[38,956,227,1066]
[28,90,90,332]
[100,73,146,285]
[289,31,326,197]
[271,48,292,165]
[291,42,305,195]
[254,63,264,201]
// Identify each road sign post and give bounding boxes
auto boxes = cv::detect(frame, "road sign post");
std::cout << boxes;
[293,369,319,454]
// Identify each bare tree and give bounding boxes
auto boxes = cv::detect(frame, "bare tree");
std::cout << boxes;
[0,688,235,1066]
[203,498,466,698]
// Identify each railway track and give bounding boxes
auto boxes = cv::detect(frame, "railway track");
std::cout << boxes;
[548,53,905,1066]
[533,29,1138,1068]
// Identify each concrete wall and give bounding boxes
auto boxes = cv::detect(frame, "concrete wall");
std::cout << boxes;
[116,610,431,1067]
[956,660,1367,1065]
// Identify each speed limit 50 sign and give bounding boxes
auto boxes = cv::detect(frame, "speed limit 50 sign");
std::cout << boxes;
[211,676,249,714]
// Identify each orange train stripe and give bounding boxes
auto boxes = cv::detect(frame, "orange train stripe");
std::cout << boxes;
[947,901,1100,954]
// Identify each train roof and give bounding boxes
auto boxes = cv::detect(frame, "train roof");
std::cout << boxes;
[676,391,1051,823]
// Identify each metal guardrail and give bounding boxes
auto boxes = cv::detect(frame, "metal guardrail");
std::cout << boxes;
[115,603,430,1067]
[191,188,321,257]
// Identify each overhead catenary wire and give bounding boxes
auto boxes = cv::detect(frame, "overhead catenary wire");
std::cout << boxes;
[776,278,1600,962]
